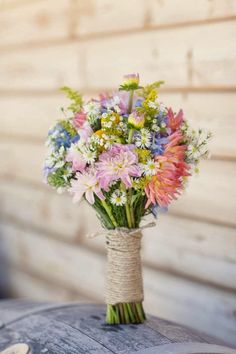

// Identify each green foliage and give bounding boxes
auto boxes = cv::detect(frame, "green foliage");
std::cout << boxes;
[133,192,146,227]
[92,196,115,229]
[119,83,141,91]
[60,119,78,137]
[47,168,69,188]
[61,86,83,113]
[139,81,164,98]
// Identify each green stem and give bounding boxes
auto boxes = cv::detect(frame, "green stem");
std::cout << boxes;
[128,128,134,144]
[128,90,134,114]
[127,90,135,144]
[101,200,118,228]
[106,302,146,324]
[128,189,135,227]
[121,183,133,229]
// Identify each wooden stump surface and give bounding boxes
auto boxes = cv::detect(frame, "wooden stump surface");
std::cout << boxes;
[0,300,235,354]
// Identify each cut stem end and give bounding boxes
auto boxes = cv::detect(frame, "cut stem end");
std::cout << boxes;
[106,302,146,324]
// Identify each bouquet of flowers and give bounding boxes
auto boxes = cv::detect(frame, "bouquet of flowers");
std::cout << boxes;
[44,74,211,324]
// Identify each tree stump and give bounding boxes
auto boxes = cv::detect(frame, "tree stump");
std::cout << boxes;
[0,300,235,354]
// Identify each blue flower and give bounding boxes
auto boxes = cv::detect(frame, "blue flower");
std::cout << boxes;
[48,124,80,149]
[135,99,143,108]
[71,135,80,144]
[152,204,168,218]
[151,135,168,156]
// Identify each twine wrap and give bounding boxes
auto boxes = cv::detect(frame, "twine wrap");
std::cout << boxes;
[105,228,143,305]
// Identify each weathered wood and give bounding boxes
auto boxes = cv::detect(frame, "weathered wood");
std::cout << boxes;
[1,0,236,50]
[0,43,85,91]
[148,0,236,27]
[0,0,73,48]
[1,92,235,157]
[83,22,236,89]
[0,22,235,91]
[0,302,235,354]
[74,0,146,37]
[0,220,236,346]
[1,181,236,290]
[0,263,88,302]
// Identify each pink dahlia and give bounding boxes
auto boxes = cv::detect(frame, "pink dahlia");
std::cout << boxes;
[145,131,190,208]
[167,108,184,132]
[96,144,141,190]
[70,170,104,204]
[66,144,86,172]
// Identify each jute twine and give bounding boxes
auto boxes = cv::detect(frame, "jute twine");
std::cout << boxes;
[105,228,143,305]
[89,222,154,305]
[87,222,156,305]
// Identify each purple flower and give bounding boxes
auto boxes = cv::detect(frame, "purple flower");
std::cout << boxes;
[96,144,141,190]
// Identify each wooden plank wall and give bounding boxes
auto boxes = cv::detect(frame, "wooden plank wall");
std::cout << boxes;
[0,0,236,346]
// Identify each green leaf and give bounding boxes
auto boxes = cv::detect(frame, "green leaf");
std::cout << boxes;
[119,83,142,91]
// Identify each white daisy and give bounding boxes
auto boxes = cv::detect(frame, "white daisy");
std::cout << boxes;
[141,159,159,176]
[135,128,152,148]
[82,149,96,164]
[110,189,127,206]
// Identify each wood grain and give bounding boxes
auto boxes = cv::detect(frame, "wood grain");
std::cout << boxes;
[1,302,230,354]
[83,22,236,89]
[0,0,74,47]
[0,43,85,90]
[0,92,235,157]
[1,179,236,290]
[1,221,236,346]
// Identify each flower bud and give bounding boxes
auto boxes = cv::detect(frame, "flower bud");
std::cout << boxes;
[128,111,145,129]
[123,73,139,86]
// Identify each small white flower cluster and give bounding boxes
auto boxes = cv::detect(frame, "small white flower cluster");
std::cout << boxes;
[90,132,117,151]
[84,101,101,124]
[105,95,121,113]
[185,129,212,164]
[70,140,97,165]
[148,98,159,110]
[45,145,67,169]
[135,128,152,148]
[110,189,127,206]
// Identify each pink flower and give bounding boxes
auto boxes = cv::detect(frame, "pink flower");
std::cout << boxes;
[66,144,86,172]
[145,132,190,208]
[77,121,93,142]
[73,112,87,128]
[96,144,141,190]
[167,108,184,132]
[70,171,104,204]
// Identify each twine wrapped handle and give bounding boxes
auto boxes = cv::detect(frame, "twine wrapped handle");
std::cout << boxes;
[106,228,143,305]
[87,222,155,306]
[103,222,155,305]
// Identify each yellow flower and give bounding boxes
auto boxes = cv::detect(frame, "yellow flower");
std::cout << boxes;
[135,149,151,163]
